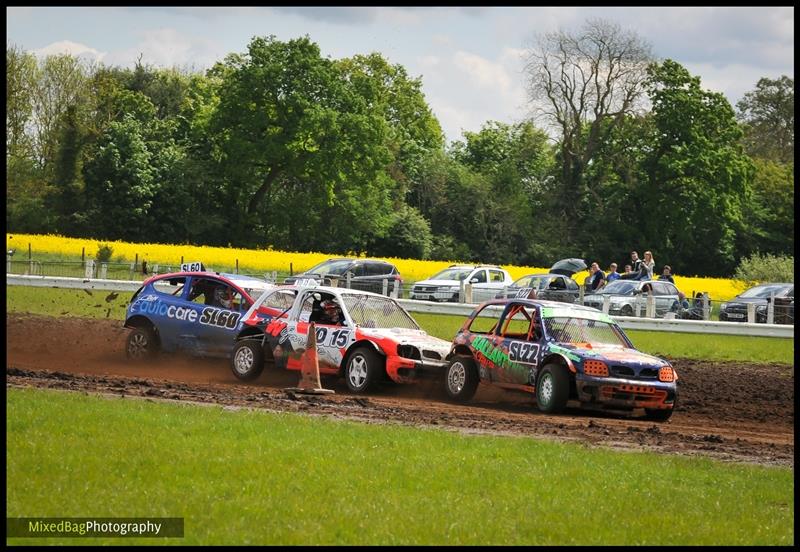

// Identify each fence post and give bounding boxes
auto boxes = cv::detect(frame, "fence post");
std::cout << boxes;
[100,262,108,279]
[602,295,610,314]
[153,263,159,275]
[135,253,138,271]
[465,283,473,304]
[502,285,508,299]
[81,247,85,269]
[578,285,585,305]
[382,277,388,296]
[271,270,277,284]
[236,259,239,274]
[346,271,352,289]
[765,297,774,323]
[746,303,756,323]
[85,259,95,279]
[391,280,400,299]
[28,242,31,261]
[635,297,642,318]
[180,256,184,266]
[459,280,465,303]
[702,292,710,321]
[290,263,293,277]
[646,293,656,318]
[6,254,11,274]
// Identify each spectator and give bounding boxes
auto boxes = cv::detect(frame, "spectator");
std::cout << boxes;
[606,262,620,283]
[587,262,606,291]
[670,292,690,313]
[659,265,674,283]
[619,252,642,280]
[639,251,655,281]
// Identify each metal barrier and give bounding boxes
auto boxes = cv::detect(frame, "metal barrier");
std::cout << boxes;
[6,274,793,338]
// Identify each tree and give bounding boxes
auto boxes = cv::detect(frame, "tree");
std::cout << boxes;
[736,76,794,163]
[640,60,754,276]
[209,36,394,248]
[736,158,794,257]
[524,19,653,246]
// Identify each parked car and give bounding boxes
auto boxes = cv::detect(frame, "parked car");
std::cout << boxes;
[442,299,677,421]
[283,258,401,296]
[719,283,794,324]
[495,258,586,303]
[230,284,451,393]
[124,267,275,359]
[410,265,513,303]
[583,279,683,318]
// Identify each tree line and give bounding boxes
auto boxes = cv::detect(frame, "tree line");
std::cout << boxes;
[6,20,794,277]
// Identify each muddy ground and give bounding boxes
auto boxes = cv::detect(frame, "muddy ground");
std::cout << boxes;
[6,313,795,467]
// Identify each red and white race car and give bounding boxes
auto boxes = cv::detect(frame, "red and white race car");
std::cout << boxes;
[229,283,452,393]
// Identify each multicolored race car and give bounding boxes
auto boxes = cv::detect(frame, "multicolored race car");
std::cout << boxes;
[124,265,275,359]
[443,298,678,421]
[229,283,452,393]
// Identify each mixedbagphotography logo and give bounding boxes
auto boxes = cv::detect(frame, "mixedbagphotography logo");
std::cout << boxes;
[6,517,184,538]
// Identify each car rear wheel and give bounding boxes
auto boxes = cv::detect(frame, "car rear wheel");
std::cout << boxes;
[536,363,570,414]
[620,305,634,316]
[126,326,159,360]
[344,347,382,393]
[444,356,479,402]
[231,340,264,381]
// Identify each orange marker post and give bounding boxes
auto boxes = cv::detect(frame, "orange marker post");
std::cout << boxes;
[285,322,334,395]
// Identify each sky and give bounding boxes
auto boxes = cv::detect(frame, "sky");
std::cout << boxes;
[6,6,795,143]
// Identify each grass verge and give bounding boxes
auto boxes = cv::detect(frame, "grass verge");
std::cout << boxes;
[6,388,794,545]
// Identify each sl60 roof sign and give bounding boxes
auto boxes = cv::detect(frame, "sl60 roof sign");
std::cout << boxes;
[181,262,206,272]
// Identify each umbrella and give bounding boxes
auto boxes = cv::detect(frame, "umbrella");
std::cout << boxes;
[549,258,587,277]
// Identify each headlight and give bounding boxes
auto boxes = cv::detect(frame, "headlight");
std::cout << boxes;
[444,286,461,293]
[720,302,728,311]
[756,304,767,313]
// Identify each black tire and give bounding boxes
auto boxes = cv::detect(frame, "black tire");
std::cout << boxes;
[620,304,634,316]
[444,356,479,402]
[230,339,265,381]
[126,326,159,360]
[536,363,570,414]
[344,347,383,393]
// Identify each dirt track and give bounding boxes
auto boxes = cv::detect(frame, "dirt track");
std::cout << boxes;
[6,313,795,466]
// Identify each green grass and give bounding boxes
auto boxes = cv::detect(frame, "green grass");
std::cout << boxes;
[6,388,794,545]
[6,286,794,365]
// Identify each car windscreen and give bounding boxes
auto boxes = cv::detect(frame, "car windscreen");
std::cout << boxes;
[341,294,420,330]
[599,281,638,295]
[304,259,352,277]
[430,268,472,281]
[543,317,627,347]
[739,284,792,299]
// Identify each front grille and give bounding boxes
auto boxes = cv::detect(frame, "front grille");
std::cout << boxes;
[422,350,442,360]
[610,365,635,377]
[600,384,667,404]
[639,368,659,379]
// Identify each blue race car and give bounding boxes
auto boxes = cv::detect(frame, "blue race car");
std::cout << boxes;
[124,266,274,359]
[444,298,678,421]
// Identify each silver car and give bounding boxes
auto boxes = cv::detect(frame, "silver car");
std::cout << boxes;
[583,279,682,318]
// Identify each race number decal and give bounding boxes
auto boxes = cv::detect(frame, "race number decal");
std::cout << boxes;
[315,327,352,348]
[199,307,241,330]
[508,341,539,365]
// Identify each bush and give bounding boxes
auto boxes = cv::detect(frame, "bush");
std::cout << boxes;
[95,243,114,263]
[733,253,794,286]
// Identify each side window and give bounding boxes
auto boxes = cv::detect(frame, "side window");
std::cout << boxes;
[153,276,186,297]
[471,269,487,284]
[262,289,298,311]
[566,279,579,291]
[498,304,534,339]
[349,263,366,277]
[299,292,317,322]
[489,270,505,283]
[366,262,388,277]
[549,277,566,290]
[653,282,672,296]
[188,278,241,310]
[467,307,498,334]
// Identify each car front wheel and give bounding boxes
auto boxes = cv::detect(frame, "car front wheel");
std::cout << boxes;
[536,363,570,414]
[230,340,264,381]
[344,347,382,393]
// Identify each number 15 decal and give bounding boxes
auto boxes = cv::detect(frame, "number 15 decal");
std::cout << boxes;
[315,327,352,348]
[508,341,539,365]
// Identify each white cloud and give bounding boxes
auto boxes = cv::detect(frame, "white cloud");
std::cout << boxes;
[32,40,106,62]
[104,28,222,69]
[453,51,512,91]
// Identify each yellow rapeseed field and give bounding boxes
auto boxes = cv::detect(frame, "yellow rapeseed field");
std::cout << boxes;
[6,233,747,300]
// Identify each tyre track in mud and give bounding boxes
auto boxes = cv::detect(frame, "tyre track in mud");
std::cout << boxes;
[6,313,794,466]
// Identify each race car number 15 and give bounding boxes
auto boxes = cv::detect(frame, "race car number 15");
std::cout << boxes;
[315,327,351,347]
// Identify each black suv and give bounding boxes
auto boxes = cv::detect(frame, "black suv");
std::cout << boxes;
[719,283,794,324]
[283,258,401,296]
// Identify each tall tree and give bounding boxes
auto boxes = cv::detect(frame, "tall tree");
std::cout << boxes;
[736,76,794,163]
[641,59,753,276]
[209,35,394,249]
[524,19,652,246]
